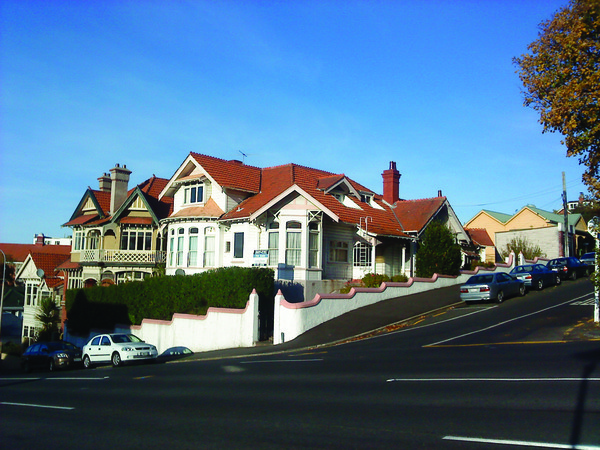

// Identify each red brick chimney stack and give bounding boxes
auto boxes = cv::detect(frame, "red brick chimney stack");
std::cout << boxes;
[382,161,401,205]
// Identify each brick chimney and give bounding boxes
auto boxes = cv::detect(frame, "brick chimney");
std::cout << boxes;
[110,164,132,214]
[98,173,111,192]
[382,161,401,204]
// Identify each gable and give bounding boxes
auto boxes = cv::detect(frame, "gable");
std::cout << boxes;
[506,208,551,229]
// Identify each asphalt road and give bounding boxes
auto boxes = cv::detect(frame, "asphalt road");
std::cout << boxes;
[1,279,599,449]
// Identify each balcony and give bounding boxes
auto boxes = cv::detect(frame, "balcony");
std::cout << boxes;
[79,249,166,265]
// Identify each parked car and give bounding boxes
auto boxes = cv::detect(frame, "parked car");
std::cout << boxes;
[82,333,158,368]
[546,257,591,280]
[509,264,561,290]
[21,341,82,372]
[460,272,525,303]
[579,252,596,268]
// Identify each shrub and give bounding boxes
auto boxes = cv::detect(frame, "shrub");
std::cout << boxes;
[415,221,462,278]
[65,267,274,334]
[469,260,495,271]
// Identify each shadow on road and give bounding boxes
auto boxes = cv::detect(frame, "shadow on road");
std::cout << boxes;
[571,347,600,446]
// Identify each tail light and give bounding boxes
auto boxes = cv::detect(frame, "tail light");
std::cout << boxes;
[460,288,468,293]
[525,275,532,280]
[480,287,490,292]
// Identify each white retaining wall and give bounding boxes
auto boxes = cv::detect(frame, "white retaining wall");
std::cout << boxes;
[273,255,516,344]
[66,291,259,355]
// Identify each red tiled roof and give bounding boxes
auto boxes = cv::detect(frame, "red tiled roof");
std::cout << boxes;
[218,163,442,238]
[190,153,261,193]
[170,198,224,219]
[91,190,111,215]
[66,176,173,228]
[0,243,71,263]
[392,197,447,233]
[137,176,170,199]
[29,251,72,288]
[63,214,99,226]
[465,228,494,247]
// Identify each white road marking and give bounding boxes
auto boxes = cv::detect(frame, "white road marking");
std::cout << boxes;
[1,402,74,410]
[425,294,591,347]
[0,377,108,381]
[571,298,595,306]
[386,377,600,383]
[240,358,324,364]
[443,435,600,449]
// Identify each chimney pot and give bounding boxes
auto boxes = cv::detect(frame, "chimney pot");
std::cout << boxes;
[382,161,401,204]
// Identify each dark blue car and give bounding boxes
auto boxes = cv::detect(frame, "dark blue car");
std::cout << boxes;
[546,257,591,280]
[509,264,561,290]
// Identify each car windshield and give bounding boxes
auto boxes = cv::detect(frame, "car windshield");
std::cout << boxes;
[512,266,533,274]
[46,342,72,351]
[111,334,143,343]
[467,275,493,284]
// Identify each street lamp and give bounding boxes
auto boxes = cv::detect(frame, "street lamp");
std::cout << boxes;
[0,249,6,352]
[587,216,600,323]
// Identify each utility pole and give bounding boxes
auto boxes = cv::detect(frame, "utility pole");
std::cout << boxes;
[587,217,600,323]
[562,172,569,256]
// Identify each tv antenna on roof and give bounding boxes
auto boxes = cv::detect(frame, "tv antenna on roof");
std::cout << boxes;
[239,150,248,163]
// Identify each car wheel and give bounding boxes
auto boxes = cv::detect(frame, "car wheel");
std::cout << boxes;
[555,275,561,286]
[519,285,526,296]
[536,279,544,290]
[497,290,504,303]
[49,359,55,371]
[83,355,92,369]
[111,352,122,367]
[571,271,577,281]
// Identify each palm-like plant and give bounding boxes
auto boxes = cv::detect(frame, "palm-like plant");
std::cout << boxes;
[36,296,60,341]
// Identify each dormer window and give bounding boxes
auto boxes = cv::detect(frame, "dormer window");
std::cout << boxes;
[360,194,372,205]
[332,193,344,203]
[184,183,204,204]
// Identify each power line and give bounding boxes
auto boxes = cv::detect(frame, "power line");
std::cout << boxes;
[454,180,583,209]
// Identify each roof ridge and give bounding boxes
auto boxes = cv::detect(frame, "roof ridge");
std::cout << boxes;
[190,151,262,171]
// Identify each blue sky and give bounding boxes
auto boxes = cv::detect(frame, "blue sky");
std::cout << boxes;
[0,0,587,243]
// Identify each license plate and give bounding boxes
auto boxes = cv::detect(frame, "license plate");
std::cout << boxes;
[141,352,149,356]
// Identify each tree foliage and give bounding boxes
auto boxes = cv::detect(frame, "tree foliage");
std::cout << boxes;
[514,0,600,196]
[500,236,545,260]
[415,221,462,278]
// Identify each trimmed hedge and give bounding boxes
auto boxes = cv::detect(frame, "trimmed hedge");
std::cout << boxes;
[65,267,274,335]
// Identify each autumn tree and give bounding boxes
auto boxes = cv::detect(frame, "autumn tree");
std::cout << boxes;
[514,0,600,196]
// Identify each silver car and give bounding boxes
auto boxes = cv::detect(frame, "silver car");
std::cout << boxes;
[460,272,525,303]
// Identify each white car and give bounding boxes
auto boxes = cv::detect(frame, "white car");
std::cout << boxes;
[82,333,158,368]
